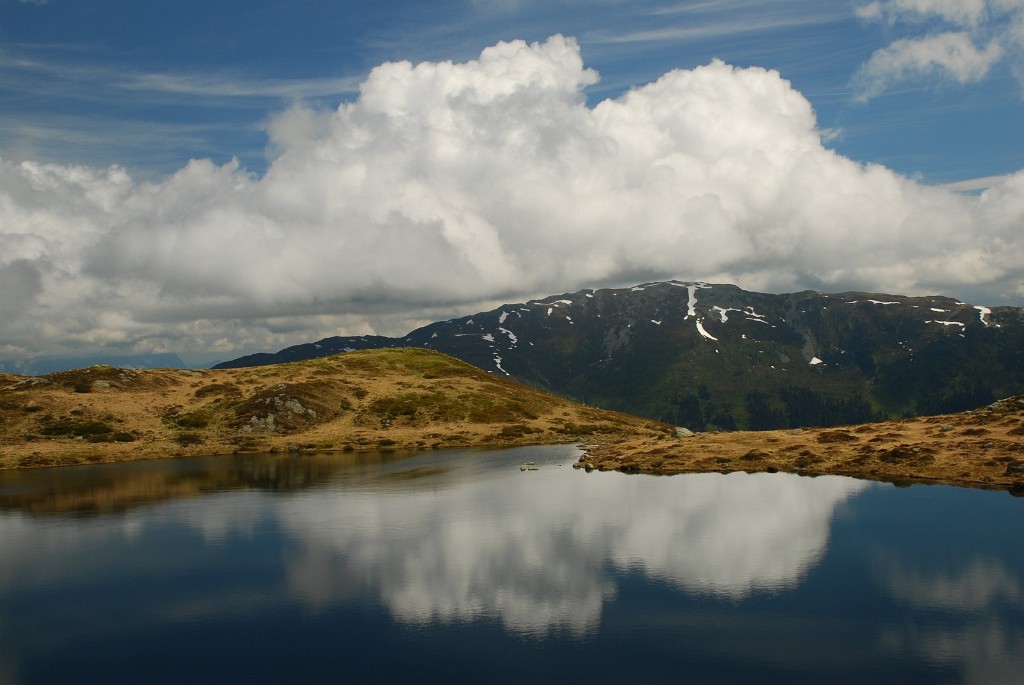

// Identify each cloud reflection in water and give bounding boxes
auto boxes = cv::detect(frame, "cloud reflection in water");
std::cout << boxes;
[275,462,869,635]
[877,555,1024,683]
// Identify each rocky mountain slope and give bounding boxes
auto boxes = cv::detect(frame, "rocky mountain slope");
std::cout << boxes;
[0,348,665,470]
[217,282,1024,428]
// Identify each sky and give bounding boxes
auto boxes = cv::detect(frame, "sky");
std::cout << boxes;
[1,0,1023,365]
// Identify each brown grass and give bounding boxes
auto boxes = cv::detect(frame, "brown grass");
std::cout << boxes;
[575,396,1024,493]
[0,349,667,470]
[6,351,1022,494]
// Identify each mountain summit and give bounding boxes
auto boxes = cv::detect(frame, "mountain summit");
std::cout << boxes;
[216,282,1024,429]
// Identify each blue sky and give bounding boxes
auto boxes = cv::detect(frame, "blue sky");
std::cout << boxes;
[1,0,1022,364]
[4,0,1020,183]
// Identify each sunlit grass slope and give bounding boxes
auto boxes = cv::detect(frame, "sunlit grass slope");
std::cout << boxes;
[0,348,667,469]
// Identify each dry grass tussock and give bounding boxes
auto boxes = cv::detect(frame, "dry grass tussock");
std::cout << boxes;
[0,348,667,470]
[577,396,1024,493]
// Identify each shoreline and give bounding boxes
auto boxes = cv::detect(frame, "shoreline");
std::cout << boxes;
[0,433,591,471]
[574,397,1024,494]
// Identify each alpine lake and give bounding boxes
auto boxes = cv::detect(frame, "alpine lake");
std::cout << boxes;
[1,444,1022,684]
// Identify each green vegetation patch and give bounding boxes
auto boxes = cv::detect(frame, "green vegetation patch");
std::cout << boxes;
[38,416,115,438]
[175,433,204,446]
[336,348,486,381]
[31,414,138,444]
[495,424,541,438]
[551,421,618,436]
[194,383,241,399]
[361,389,542,426]
[174,412,209,429]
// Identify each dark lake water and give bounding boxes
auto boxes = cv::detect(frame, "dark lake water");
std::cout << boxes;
[1,444,1023,684]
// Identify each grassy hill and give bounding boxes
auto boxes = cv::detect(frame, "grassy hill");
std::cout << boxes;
[0,348,667,470]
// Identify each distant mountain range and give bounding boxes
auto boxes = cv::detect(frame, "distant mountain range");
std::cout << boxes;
[215,281,1024,429]
[0,353,186,376]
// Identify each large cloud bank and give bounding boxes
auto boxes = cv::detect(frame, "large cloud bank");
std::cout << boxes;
[1,35,1022,359]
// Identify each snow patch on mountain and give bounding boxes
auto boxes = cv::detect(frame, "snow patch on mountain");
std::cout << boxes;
[712,306,744,323]
[685,287,697,318]
[684,284,710,319]
[696,320,718,341]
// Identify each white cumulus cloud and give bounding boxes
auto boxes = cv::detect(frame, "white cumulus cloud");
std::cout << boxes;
[857,0,990,27]
[0,34,1022,360]
[853,32,1004,98]
[854,0,1024,98]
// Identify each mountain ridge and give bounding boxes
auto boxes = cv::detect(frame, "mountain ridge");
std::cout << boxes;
[216,281,1024,428]
[0,353,187,376]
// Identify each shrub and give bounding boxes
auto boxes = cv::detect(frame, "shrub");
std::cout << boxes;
[194,383,240,399]
[175,433,204,446]
[175,413,208,429]
[39,418,113,438]
[497,424,540,438]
